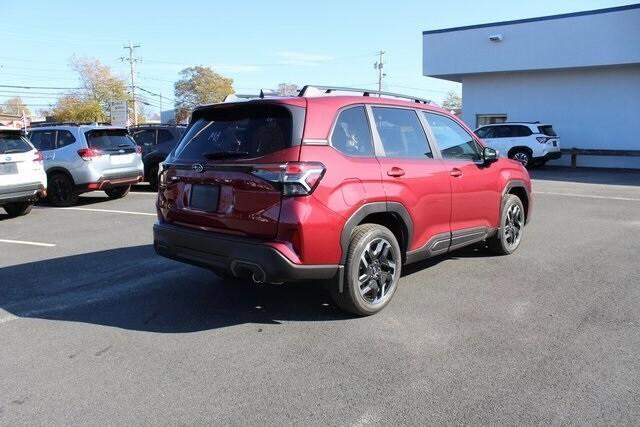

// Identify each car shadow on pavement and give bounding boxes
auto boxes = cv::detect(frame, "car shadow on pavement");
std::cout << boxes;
[0,245,351,333]
[530,166,640,186]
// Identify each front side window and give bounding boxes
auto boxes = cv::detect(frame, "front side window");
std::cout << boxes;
[132,129,156,147]
[330,106,373,156]
[372,107,432,159]
[424,112,481,161]
[475,126,495,139]
[0,131,32,154]
[29,130,56,151]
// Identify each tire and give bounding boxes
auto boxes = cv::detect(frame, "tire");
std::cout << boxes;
[105,185,131,199]
[147,163,159,192]
[488,194,525,255]
[3,202,33,217]
[509,149,532,168]
[330,224,402,316]
[47,173,78,207]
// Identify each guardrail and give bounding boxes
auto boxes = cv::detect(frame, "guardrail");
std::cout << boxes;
[561,148,640,168]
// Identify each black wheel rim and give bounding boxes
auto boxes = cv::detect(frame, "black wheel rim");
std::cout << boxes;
[504,203,524,249]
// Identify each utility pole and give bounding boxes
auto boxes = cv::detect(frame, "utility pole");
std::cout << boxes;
[374,50,386,96]
[121,42,141,125]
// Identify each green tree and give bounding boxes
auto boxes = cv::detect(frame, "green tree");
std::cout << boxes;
[442,91,462,114]
[51,57,132,123]
[174,66,234,122]
[1,97,31,116]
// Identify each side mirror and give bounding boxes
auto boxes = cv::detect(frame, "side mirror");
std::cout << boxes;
[482,147,499,164]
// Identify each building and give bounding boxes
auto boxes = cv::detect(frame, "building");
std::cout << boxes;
[423,4,640,168]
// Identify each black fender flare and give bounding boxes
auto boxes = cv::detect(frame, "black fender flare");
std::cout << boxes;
[46,167,75,185]
[339,202,413,265]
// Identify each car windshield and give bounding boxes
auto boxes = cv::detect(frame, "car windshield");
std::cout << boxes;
[173,104,293,161]
[85,129,136,151]
[0,131,32,154]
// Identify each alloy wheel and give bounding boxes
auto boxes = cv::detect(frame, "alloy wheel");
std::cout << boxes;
[503,203,524,249]
[357,238,397,305]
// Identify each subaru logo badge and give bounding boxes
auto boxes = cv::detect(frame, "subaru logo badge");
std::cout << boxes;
[5,156,11,161]
[119,149,125,153]
[192,163,204,173]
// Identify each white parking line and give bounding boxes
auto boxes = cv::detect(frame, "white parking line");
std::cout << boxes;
[533,191,640,202]
[0,239,56,247]
[56,207,156,216]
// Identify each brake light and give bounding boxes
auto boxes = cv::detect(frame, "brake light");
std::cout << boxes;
[135,145,143,154]
[77,148,103,160]
[251,161,326,196]
[536,137,550,144]
[33,151,44,162]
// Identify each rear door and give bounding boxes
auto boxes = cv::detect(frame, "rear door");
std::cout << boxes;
[158,102,304,239]
[369,106,451,252]
[0,131,37,187]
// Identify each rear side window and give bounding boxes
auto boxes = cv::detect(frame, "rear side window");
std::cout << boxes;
[29,130,56,151]
[513,126,533,137]
[331,106,373,156]
[0,132,32,154]
[56,130,76,148]
[174,104,296,161]
[424,112,481,161]
[85,129,136,151]
[372,107,432,159]
[538,125,557,136]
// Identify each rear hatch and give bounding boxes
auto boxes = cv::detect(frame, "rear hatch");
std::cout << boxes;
[537,125,560,148]
[158,102,305,239]
[0,131,38,187]
[83,129,141,176]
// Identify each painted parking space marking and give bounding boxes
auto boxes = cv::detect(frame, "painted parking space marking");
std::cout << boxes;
[44,207,156,217]
[533,191,640,202]
[0,239,56,247]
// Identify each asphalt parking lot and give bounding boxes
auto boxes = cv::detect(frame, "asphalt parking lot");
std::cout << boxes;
[1,167,639,425]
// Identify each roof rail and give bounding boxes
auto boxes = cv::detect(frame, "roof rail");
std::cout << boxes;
[129,123,186,128]
[28,121,112,128]
[298,85,433,104]
[500,121,541,124]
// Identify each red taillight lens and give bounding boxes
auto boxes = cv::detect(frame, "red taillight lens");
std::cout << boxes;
[135,145,143,154]
[77,148,103,160]
[33,151,44,162]
[251,161,326,196]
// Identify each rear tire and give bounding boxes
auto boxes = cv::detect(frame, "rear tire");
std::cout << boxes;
[488,194,525,255]
[47,173,78,207]
[105,185,131,199]
[509,149,532,168]
[330,224,401,316]
[3,202,33,217]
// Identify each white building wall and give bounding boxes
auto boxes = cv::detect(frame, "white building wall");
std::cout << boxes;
[461,65,640,169]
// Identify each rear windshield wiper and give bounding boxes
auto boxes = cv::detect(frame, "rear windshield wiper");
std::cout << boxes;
[203,151,250,160]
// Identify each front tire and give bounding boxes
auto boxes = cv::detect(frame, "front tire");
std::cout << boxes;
[47,173,78,207]
[488,194,525,255]
[3,202,33,217]
[330,224,401,316]
[509,149,532,168]
[105,185,131,199]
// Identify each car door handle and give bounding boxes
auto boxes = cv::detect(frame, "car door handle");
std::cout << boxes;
[387,167,405,177]
[450,168,463,177]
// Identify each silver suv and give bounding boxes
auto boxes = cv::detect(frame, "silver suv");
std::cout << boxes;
[27,123,144,206]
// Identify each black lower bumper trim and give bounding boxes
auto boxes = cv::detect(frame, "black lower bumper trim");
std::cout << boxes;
[0,182,45,203]
[153,222,339,283]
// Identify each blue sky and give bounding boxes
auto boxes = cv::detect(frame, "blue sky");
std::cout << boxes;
[1,0,635,115]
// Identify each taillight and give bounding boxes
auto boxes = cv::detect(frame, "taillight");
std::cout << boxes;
[536,137,550,144]
[135,145,143,154]
[251,161,326,196]
[77,148,103,160]
[33,151,44,162]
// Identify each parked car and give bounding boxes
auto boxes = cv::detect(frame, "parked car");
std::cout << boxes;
[130,124,186,191]
[0,127,47,217]
[153,86,532,316]
[27,123,144,206]
[474,122,561,168]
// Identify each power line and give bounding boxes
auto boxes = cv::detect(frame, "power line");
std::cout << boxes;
[0,84,83,90]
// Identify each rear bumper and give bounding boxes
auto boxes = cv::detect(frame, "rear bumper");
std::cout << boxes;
[0,182,46,204]
[153,222,339,283]
[86,174,143,190]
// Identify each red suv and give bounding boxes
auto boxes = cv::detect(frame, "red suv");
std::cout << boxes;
[153,86,531,315]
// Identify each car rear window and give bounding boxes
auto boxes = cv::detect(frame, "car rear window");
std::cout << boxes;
[173,104,296,161]
[538,125,557,136]
[85,129,136,151]
[0,131,32,154]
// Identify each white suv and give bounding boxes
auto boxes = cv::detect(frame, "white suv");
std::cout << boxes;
[0,127,47,217]
[474,122,561,168]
